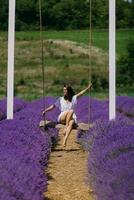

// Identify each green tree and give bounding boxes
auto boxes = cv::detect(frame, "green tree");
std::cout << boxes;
[0,0,134,31]
[0,0,8,30]
[117,40,134,86]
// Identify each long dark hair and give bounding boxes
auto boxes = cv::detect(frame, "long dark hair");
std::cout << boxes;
[64,84,75,102]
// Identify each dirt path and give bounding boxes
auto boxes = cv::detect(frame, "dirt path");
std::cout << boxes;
[44,128,95,200]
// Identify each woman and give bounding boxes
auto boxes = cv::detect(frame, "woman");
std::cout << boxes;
[42,83,92,147]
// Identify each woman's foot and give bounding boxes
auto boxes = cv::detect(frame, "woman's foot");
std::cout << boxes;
[62,143,66,148]
[63,126,68,136]
[62,137,67,147]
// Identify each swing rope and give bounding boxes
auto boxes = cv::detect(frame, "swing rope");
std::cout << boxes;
[39,0,46,121]
[39,0,92,128]
[88,0,92,125]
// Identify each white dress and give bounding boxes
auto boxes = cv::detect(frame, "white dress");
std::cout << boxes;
[54,95,77,123]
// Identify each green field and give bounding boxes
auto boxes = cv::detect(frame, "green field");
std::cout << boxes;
[0,29,134,100]
[1,29,134,55]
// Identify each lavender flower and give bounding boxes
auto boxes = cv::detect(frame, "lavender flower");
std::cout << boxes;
[0,96,59,200]
[116,96,134,117]
[0,97,27,120]
[0,95,133,200]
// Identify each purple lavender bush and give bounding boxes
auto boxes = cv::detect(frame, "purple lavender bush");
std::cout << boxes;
[116,96,134,117]
[77,117,134,199]
[0,95,133,200]
[0,97,27,120]
[76,96,134,123]
[88,118,134,200]
[76,96,134,200]
[0,96,59,200]
[77,112,133,151]
[76,96,109,123]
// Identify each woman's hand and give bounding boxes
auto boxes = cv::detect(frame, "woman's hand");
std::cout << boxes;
[41,105,55,116]
[87,82,92,90]
[76,82,92,98]
[42,110,46,116]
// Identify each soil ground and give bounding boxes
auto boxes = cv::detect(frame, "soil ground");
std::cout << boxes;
[44,128,95,200]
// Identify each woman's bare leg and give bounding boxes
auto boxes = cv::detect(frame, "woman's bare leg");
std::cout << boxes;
[59,110,74,125]
[62,119,74,147]
[59,111,69,124]
[62,110,74,135]
[59,110,74,135]
[59,111,69,135]
[65,109,74,126]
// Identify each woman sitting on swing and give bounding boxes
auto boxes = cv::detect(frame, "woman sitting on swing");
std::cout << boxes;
[42,83,92,147]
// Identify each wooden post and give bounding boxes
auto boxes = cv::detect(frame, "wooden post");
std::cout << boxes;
[7,0,16,119]
[109,0,116,120]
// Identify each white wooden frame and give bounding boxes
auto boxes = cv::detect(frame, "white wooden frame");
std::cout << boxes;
[7,0,16,119]
[109,0,116,120]
[7,0,116,120]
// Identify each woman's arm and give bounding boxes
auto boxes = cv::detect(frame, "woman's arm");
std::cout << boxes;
[76,83,92,98]
[42,104,55,116]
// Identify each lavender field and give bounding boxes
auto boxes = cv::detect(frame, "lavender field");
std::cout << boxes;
[0,96,134,200]
[77,96,134,200]
[0,97,59,200]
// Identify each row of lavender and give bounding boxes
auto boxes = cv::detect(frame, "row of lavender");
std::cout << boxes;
[0,96,133,122]
[116,96,134,117]
[76,95,134,123]
[0,97,59,200]
[77,96,134,200]
[0,98,27,120]
[0,96,133,200]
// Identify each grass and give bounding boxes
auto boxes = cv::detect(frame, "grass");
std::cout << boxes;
[0,29,133,100]
[1,29,134,55]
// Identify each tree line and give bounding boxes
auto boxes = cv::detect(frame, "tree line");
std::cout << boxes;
[0,0,134,31]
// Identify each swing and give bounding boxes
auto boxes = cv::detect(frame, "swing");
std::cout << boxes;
[38,0,93,132]
[39,120,93,131]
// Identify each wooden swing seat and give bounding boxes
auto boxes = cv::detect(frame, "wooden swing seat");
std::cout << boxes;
[39,120,93,131]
